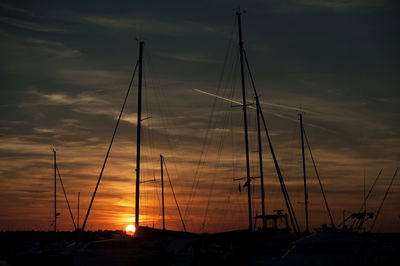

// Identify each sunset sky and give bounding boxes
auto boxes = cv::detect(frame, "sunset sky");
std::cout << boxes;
[0,0,399,233]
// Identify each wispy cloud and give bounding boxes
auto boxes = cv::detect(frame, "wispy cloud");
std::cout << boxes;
[55,68,127,88]
[33,128,57,134]
[297,0,387,10]
[0,16,67,32]
[32,90,108,106]
[157,51,221,64]
[82,16,181,34]
[0,2,35,16]
[81,15,225,36]
[25,38,64,47]
[270,0,388,13]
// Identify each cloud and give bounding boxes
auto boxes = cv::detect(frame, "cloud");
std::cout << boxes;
[268,0,389,13]
[81,15,225,36]
[0,2,35,16]
[296,0,387,10]
[23,38,83,58]
[32,90,106,106]
[55,68,127,89]
[157,51,221,64]
[25,38,64,47]
[82,16,180,34]
[34,128,57,134]
[0,16,67,32]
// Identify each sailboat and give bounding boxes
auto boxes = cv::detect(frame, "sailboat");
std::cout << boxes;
[198,10,301,234]
[77,40,189,237]
[196,10,342,235]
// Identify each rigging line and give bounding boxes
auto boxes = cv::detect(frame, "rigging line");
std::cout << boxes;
[358,168,383,213]
[184,17,237,220]
[146,47,187,228]
[82,60,139,231]
[303,129,335,228]
[192,34,240,231]
[243,48,300,233]
[56,165,77,230]
[210,53,240,230]
[187,42,237,216]
[200,97,234,231]
[214,105,235,231]
[217,176,235,230]
[144,54,163,227]
[370,168,398,232]
[143,56,158,183]
[147,47,193,228]
[350,168,383,228]
[163,156,187,232]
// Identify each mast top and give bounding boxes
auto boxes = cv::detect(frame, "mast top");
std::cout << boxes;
[234,7,246,15]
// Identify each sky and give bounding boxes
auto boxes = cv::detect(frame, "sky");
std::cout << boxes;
[0,0,399,233]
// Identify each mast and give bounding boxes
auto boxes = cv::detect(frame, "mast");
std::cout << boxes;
[236,10,252,231]
[77,192,80,230]
[303,130,335,228]
[256,97,266,228]
[53,149,57,232]
[363,169,366,213]
[56,165,77,230]
[299,114,309,233]
[135,41,144,230]
[243,49,299,233]
[161,154,165,230]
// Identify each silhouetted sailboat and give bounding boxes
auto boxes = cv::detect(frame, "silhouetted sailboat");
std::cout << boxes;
[78,41,188,235]
[197,11,342,234]
[200,10,301,233]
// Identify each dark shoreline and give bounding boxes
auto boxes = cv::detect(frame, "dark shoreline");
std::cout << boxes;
[1,228,399,265]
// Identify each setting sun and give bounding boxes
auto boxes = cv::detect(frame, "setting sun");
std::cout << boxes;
[125,224,136,235]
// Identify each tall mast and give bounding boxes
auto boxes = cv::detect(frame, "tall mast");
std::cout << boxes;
[256,97,266,228]
[236,10,252,231]
[77,192,80,230]
[363,169,366,213]
[53,149,57,232]
[299,114,309,233]
[161,155,165,230]
[135,41,144,230]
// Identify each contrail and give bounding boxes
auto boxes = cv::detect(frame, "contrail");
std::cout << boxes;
[194,89,306,112]
[194,89,255,110]
[194,88,336,134]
